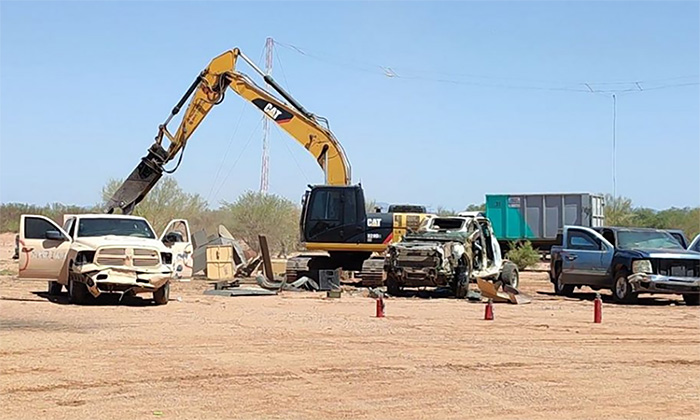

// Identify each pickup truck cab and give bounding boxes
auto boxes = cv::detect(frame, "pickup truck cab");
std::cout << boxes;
[18,214,192,305]
[550,226,700,305]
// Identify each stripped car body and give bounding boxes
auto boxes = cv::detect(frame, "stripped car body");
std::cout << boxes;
[384,215,518,297]
[18,214,192,304]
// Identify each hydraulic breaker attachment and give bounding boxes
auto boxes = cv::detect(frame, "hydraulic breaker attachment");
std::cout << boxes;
[106,144,168,215]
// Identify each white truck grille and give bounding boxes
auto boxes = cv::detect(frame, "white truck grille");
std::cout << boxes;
[96,247,160,268]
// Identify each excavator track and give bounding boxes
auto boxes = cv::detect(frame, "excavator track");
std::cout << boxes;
[285,253,386,288]
[358,255,385,287]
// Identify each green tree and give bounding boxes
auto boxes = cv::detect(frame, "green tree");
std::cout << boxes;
[436,206,457,216]
[604,194,636,226]
[220,191,300,255]
[0,202,97,232]
[101,177,208,233]
[654,207,700,239]
[631,207,661,228]
[465,203,485,212]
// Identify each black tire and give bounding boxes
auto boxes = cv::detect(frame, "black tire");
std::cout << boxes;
[682,294,700,306]
[499,261,519,289]
[48,281,63,296]
[553,271,575,296]
[68,275,91,305]
[453,265,470,299]
[612,270,637,304]
[153,281,170,305]
[385,274,401,297]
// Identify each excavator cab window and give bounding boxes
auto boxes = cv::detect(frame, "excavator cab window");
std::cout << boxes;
[303,186,365,243]
[309,190,342,222]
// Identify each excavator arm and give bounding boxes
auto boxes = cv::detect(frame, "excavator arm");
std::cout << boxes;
[106,48,351,214]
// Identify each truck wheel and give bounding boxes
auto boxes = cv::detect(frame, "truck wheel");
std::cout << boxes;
[453,265,470,299]
[612,270,637,304]
[554,271,575,296]
[682,294,700,306]
[153,282,170,305]
[499,262,519,289]
[48,281,63,296]
[385,275,402,296]
[68,276,91,305]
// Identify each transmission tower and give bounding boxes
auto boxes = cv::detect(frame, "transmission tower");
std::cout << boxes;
[260,37,273,194]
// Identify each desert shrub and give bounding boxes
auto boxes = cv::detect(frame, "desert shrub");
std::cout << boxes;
[220,191,300,255]
[505,240,540,270]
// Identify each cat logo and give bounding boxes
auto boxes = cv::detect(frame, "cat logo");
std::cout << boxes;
[263,103,282,120]
[367,218,382,227]
[252,98,293,123]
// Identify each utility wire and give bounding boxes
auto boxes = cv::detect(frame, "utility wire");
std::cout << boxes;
[206,101,249,203]
[274,49,293,94]
[273,39,699,95]
[273,123,310,184]
[210,116,265,203]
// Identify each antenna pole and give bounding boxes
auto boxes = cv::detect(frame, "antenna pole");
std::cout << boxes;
[260,37,273,194]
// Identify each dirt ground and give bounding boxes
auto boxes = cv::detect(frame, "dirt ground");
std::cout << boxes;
[1,232,699,420]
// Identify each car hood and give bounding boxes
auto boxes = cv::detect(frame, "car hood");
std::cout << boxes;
[403,231,468,243]
[74,236,166,251]
[619,248,700,260]
[391,241,445,251]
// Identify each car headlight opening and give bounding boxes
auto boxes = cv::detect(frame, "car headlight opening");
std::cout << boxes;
[632,259,653,274]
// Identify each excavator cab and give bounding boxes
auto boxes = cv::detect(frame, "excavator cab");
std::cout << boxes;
[301,185,395,252]
[301,185,366,244]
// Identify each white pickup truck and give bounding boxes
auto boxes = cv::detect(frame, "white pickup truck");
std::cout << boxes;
[17,214,192,305]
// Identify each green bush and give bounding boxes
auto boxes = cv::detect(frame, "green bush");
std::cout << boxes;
[505,240,540,270]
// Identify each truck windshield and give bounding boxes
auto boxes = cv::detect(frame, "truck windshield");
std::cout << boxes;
[77,218,156,239]
[617,230,683,250]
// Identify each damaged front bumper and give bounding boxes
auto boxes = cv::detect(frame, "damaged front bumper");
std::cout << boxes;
[73,264,172,297]
[628,273,700,295]
[388,265,449,287]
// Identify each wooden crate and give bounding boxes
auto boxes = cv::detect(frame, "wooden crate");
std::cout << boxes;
[206,245,235,280]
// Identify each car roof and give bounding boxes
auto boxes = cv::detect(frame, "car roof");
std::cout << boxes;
[69,214,147,220]
[594,226,667,233]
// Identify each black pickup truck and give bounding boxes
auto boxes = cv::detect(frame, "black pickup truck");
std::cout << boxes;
[550,226,700,305]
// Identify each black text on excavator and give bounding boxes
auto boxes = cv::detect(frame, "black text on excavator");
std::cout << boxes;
[106,47,430,283]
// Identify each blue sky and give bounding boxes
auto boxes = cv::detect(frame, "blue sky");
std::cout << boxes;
[1,1,698,211]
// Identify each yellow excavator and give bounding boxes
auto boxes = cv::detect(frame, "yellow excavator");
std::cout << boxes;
[107,47,430,284]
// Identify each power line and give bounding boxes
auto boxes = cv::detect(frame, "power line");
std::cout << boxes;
[272,123,310,184]
[210,116,264,203]
[273,39,698,95]
[206,101,248,203]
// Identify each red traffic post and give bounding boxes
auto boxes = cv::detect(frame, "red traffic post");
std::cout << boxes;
[376,296,385,318]
[594,292,602,323]
[484,299,494,321]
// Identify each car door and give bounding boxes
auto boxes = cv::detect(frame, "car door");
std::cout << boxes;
[160,219,193,279]
[481,218,503,270]
[691,235,700,252]
[560,227,613,286]
[18,215,72,280]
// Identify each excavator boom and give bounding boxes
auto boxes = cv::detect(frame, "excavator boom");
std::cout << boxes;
[107,48,351,214]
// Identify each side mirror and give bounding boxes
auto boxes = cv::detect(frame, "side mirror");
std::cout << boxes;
[45,230,65,241]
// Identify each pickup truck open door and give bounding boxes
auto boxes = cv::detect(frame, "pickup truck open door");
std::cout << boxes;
[559,226,614,287]
[18,215,71,281]
[160,219,193,279]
